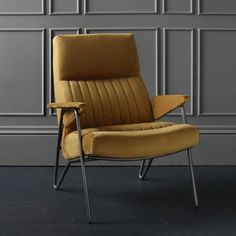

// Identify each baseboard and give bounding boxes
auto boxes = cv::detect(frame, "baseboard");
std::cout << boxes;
[0,134,235,165]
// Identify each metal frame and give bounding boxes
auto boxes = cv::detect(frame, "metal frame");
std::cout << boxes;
[53,108,92,223]
[52,104,199,223]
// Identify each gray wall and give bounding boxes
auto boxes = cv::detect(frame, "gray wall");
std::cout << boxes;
[0,0,236,166]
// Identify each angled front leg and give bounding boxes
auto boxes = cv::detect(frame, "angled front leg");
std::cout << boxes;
[74,109,92,223]
[53,110,71,190]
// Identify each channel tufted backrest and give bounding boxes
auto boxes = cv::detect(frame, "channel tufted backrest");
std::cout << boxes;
[53,34,154,131]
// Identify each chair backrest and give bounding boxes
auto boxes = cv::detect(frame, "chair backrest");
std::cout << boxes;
[53,34,154,130]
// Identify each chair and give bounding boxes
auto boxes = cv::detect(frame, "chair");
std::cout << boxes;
[48,33,199,223]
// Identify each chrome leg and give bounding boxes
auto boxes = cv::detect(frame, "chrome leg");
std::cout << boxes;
[187,148,199,208]
[139,158,153,180]
[75,109,92,223]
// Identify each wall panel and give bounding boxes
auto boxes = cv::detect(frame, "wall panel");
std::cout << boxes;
[84,0,157,14]
[198,29,236,116]
[162,0,193,14]
[163,28,193,115]
[198,0,236,15]
[49,28,80,115]
[0,0,44,15]
[49,0,79,15]
[0,1,235,165]
[0,29,44,116]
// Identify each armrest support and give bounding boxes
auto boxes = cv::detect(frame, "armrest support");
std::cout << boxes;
[152,95,189,120]
[53,105,83,158]
[47,102,86,128]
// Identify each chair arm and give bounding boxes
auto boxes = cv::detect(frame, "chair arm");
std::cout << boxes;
[47,102,86,110]
[151,95,189,119]
[47,102,86,129]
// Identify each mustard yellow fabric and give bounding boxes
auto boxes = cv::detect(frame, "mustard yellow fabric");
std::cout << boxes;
[53,34,140,80]
[62,122,199,160]
[152,95,189,119]
[51,33,200,160]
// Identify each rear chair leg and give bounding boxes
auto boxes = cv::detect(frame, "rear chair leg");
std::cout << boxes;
[54,160,71,190]
[187,148,199,208]
[139,158,153,180]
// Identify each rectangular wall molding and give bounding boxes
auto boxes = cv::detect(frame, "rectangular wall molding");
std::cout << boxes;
[198,0,236,15]
[0,28,45,116]
[198,28,236,116]
[163,28,194,115]
[84,27,158,96]
[49,28,80,116]
[0,0,44,15]
[162,0,193,15]
[83,0,157,15]
[49,0,79,15]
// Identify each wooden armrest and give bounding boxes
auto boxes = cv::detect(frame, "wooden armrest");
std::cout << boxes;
[152,95,189,119]
[47,102,86,110]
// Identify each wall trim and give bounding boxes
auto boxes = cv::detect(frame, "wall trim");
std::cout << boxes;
[49,0,80,15]
[83,0,158,15]
[162,0,193,15]
[0,126,57,135]
[198,28,236,116]
[0,0,44,15]
[0,28,45,116]
[163,27,194,116]
[48,28,80,116]
[198,0,236,15]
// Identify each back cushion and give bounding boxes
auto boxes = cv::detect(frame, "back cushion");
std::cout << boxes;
[53,34,153,129]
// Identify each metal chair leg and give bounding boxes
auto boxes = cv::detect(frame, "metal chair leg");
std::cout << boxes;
[53,144,60,189]
[139,158,153,180]
[54,162,71,190]
[53,110,71,190]
[187,148,199,208]
[75,109,92,223]
[79,157,92,223]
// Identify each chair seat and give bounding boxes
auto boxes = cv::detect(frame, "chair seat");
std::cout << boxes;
[62,121,199,160]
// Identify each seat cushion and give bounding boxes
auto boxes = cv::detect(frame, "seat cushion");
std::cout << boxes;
[61,121,199,160]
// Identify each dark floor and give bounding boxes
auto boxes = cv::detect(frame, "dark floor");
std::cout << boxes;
[1,166,236,236]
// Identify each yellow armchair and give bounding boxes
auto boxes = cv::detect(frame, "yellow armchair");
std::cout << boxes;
[49,33,199,223]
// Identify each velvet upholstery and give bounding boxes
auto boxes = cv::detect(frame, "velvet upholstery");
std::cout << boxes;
[152,95,190,119]
[62,122,199,160]
[50,33,199,160]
